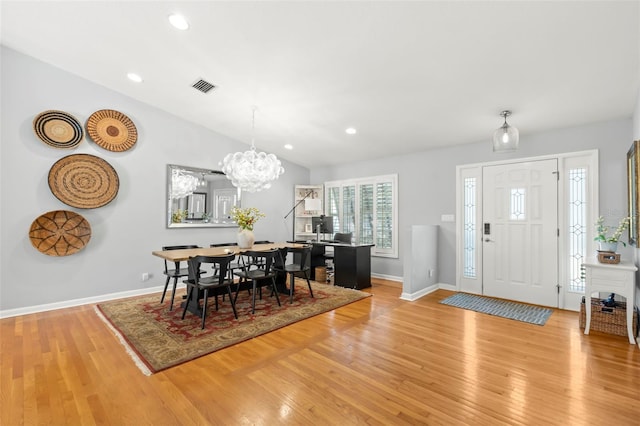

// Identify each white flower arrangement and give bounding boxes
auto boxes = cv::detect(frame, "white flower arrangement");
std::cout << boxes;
[594,216,630,247]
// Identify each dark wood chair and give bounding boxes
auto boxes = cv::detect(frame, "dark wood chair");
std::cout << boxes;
[242,241,273,269]
[161,244,200,311]
[233,248,282,314]
[274,245,313,303]
[181,254,238,329]
[210,242,242,272]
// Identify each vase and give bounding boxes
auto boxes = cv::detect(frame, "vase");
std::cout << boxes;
[237,228,255,249]
[598,241,618,252]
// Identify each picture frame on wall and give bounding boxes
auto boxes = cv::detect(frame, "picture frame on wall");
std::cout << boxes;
[627,140,639,246]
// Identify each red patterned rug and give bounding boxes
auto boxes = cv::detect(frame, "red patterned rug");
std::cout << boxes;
[95,280,370,375]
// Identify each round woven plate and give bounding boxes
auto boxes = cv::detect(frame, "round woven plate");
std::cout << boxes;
[48,154,119,208]
[29,210,92,256]
[86,109,138,152]
[33,110,84,149]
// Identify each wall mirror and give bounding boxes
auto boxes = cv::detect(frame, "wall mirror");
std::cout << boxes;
[167,164,240,228]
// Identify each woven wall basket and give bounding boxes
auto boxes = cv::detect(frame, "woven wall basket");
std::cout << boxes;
[33,110,84,149]
[48,154,119,208]
[86,109,138,152]
[29,210,92,256]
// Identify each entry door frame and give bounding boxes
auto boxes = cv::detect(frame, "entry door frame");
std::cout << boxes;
[455,150,599,311]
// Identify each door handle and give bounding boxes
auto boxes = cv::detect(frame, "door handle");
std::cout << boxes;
[484,238,493,242]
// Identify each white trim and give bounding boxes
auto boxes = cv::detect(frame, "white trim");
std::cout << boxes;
[0,285,168,319]
[458,150,598,169]
[371,273,402,282]
[400,283,439,301]
[456,166,483,294]
[325,174,399,258]
[455,149,599,310]
[438,283,457,292]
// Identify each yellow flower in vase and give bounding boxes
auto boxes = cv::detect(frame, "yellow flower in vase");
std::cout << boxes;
[230,207,265,231]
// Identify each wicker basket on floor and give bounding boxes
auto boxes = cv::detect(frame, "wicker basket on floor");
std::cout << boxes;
[315,266,327,283]
[579,296,638,337]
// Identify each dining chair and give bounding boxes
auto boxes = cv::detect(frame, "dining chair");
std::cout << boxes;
[210,242,241,271]
[161,244,200,311]
[274,245,313,303]
[181,253,238,329]
[241,241,273,270]
[232,248,282,314]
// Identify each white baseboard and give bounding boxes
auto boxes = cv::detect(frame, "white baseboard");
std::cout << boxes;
[0,277,457,318]
[371,273,402,282]
[0,285,168,319]
[400,283,439,301]
[399,282,456,301]
[438,283,457,292]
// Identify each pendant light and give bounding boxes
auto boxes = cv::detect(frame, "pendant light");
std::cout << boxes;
[493,110,519,152]
[221,106,284,192]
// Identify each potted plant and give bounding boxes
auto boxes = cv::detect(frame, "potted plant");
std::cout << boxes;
[171,209,188,223]
[594,215,630,252]
[230,206,265,248]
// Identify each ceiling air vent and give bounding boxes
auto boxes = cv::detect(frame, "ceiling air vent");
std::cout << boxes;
[192,79,216,94]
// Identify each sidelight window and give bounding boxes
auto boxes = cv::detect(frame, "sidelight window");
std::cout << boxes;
[568,168,587,293]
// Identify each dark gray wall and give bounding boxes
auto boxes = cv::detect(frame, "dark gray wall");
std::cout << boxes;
[0,47,309,312]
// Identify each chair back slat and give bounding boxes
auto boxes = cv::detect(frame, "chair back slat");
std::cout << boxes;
[243,249,280,275]
[187,254,235,284]
[162,245,200,272]
[285,245,311,269]
[210,242,238,247]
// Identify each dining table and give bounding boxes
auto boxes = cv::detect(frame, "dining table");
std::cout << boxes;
[152,242,308,316]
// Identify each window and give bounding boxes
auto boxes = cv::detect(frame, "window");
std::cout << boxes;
[568,168,587,293]
[325,174,398,258]
[463,177,477,278]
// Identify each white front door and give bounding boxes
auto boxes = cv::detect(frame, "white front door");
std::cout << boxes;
[482,159,559,307]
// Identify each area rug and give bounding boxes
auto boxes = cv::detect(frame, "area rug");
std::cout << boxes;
[95,280,370,375]
[439,293,552,326]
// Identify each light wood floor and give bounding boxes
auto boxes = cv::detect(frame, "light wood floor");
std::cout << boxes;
[2,278,639,425]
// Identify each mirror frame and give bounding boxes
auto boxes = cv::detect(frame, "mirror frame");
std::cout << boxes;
[167,164,241,228]
[627,140,639,245]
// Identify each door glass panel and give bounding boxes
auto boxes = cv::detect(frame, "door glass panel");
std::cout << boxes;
[510,188,526,220]
[463,177,476,278]
[568,168,587,293]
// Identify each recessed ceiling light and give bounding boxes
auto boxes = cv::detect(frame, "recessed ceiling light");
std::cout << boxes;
[284,144,293,150]
[127,72,143,83]
[168,13,189,30]
[345,127,357,135]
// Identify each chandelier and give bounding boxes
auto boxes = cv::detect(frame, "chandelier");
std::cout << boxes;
[492,110,519,152]
[221,107,284,192]
[171,169,199,199]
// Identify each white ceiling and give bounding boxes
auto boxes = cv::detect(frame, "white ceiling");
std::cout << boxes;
[1,1,639,168]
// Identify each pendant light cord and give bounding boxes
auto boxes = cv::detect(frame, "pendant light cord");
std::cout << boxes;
[251,106,257,150]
